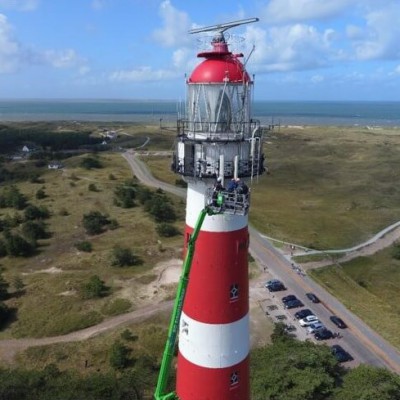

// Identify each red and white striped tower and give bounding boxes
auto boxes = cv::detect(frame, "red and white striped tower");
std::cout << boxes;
[171,19,264,400]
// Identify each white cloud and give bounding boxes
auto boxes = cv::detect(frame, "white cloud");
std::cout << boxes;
[0,0,39,11]
[0,13,22,73]
[172,48,190,69]
[247,24,335,72]
[0,14,88,75]
[262,0,352,23]
[350,3,400,60]
[152,0,191,47]
[41,48,86,68]
[109,66,179,82]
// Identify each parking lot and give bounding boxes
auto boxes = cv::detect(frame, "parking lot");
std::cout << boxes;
[255,275,358,366]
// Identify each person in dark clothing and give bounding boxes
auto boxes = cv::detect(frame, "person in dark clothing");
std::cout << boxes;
[227,178,238,192]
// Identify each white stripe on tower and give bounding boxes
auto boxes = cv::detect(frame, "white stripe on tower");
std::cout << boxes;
[176,183,250,400]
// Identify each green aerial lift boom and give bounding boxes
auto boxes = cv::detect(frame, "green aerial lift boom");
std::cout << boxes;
[154,207,216,400]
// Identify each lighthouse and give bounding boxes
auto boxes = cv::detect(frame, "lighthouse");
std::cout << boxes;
[169,18,265,400]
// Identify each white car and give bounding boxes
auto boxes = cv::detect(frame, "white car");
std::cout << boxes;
[299,315,319,327]
[307,322,324,334]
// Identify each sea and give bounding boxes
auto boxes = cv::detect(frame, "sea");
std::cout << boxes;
[0,99,399,127]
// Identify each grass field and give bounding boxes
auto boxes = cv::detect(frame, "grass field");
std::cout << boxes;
[310,246,400,349]
[0,150,185,339]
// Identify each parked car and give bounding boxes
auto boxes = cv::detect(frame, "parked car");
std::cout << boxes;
[266,281,286,292]
[331,344,353,362]
[306,292,320,303]
[266,279,280,286]
[307,322,325,334]
[294,309,313,320]
[282,294,297,303]
[284,299,304,309]
[314,328,334,340]
[299,315,319,327]
[330,315,347,329]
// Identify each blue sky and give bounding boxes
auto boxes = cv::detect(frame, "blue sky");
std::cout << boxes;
[0,0,399,101]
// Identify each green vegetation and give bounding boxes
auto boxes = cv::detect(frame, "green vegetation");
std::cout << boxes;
[310,244,400,349]
[1,322,398,399]
[111,246,142,267]
[250,326,400,400]
[0,123,185,341]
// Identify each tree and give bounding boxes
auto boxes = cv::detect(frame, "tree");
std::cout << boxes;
[82,211,109,235]
[113,182,136,208]
[24,205,50,221]
[3,232,35,257]
[109,341,130,370]
[334,364,400,400]
[21,221,48,243]
[80,156,102,170]
[0,274,9,300]
[0,186,27,210]
[146,195,176,223]
[111,246,140,267]
[0,302,11,328]
[391,243,400,260]
[250,338,339,400]
[81,275,108,299]
[156,223,180,237]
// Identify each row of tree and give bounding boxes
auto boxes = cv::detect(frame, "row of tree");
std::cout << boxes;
[0,323,398,399]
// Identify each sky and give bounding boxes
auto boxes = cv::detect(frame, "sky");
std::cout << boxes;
[0,0,399,101]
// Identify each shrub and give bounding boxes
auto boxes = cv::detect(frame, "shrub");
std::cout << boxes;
[82,211,109,235]
[120,328,138,342]
[24,205,50,220]
[74,241,92,252]
[3,232,35,257]
[114,181,137,208]
[81,275,108,299]
[80,156,102,170]
[0,186,27,210]
[391,243,400,260]
[156,223,180,237]
[21,220,49,242]
[109,341,130,370]
[35,188,46,199]
[111,246,141,267]
[88,183,98,192]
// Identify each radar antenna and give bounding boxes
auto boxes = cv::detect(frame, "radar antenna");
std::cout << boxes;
[189,17,259,35]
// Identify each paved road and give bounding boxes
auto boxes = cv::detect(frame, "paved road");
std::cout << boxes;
[124,151,400,374]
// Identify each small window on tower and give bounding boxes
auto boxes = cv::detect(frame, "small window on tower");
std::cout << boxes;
[230,284,239,300]
[230,371,239,386]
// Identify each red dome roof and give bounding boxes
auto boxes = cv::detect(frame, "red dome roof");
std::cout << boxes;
[189,56,250,83]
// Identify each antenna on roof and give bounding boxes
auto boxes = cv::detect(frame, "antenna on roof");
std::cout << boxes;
[189,17,259,35]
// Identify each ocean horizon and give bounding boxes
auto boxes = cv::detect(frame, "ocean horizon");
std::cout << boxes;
[0,99,399,127]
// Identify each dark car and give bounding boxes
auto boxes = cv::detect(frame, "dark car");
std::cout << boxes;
[331,344,353,362]
[306,292,320,303]
[314,328,334,340]
[294,309,313,319]
[284,299,304,309]
[266,281,286,292]
[282,295,297,303]
[330,315,347,329]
